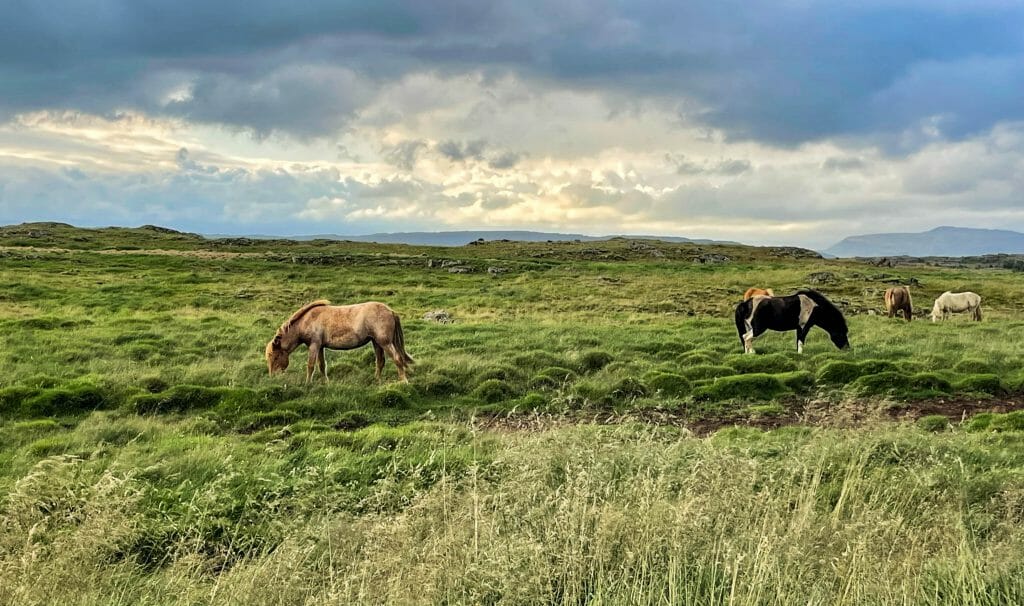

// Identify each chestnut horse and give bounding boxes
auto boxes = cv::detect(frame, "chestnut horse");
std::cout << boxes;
[266,300,413,383]
[884,286,913,322]
[743,287,774,301]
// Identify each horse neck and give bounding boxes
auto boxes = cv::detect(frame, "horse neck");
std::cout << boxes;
[278,327,305,353]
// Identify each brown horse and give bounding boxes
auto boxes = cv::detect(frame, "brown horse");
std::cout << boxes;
[743,287,774,301]
[265,300,413,383]
[884,286,913,322]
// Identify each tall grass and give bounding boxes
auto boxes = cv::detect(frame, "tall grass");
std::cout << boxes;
[3,423,1024,604]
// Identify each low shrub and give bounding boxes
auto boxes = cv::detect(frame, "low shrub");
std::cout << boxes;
[516,392,548,409]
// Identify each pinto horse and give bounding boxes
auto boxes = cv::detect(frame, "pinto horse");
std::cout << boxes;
[930,291,982,322]
[884,286,913,322]
[266,300,414,383]
[743,287,774,301]
[735,289,849,354]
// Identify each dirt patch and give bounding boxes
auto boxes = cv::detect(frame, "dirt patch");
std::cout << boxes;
[475,394,1024,437]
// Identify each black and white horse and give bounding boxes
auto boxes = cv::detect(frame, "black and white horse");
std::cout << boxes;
[734,289,849,354]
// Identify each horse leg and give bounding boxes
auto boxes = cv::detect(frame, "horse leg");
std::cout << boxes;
[318,347,328,383]
[306,343,320,384]
[796,325,812,354]
[372,341,385,382]
[385,343,409,383]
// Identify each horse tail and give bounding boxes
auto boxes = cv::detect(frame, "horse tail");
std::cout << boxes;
[975,301,983,321]
[905,288,913,321]
[392,313,415,364]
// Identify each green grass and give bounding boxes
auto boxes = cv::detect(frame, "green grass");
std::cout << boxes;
[4,225,1024,603]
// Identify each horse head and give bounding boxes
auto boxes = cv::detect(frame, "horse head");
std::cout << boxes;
[265,333,290,375]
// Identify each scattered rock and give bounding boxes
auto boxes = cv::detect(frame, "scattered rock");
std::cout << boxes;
[805,271,838,284]
[487,266,509,275]
[447,266,472,274]
[423,310,454,324]
[693,253,731,264]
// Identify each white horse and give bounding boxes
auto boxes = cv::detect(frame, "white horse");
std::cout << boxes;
[930,291,982,322]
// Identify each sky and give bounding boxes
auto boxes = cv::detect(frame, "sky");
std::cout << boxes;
[1,1,1023,249]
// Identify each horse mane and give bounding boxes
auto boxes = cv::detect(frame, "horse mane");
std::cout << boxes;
[277,300,330,336]
[796,289,847,331]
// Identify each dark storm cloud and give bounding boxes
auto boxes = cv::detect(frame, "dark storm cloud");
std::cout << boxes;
[436,139,488,162]
[383,139,428,170]
[1,1,1023,145]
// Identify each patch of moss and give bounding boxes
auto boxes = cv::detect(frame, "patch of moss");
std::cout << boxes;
[695,373,788,401]
[777,370,815,393]
[472,379,515,403]
[680,364,735,381]
[643,372,692,397]
[726,353,797,374]
[577,350,614,373]
[917,415,950,432]
[816,361,862,385]
[955,374,1005,396]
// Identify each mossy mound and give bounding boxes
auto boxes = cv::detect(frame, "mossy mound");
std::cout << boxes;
[642,372,692,397]
[680,365,735,381]
[472,379,515,404]
[695,374,788,401]
[725,353,797,375]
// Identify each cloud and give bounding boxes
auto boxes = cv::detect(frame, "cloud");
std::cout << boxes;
[436,139,488,162]
[0,1,1021,145]
[382,139,427,170]
[667,153,752,176]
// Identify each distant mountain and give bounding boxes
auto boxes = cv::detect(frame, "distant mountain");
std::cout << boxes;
[824,226,1024,258]
[208,230,739,247]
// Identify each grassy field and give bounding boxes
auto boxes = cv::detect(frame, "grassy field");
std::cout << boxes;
[3,223,1024,604]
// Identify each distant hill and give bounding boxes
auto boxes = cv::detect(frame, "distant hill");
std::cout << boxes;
[209,230,740,247]
[825,226,1024,258]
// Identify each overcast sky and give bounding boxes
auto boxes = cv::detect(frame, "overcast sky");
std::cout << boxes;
[1,1,1023,248]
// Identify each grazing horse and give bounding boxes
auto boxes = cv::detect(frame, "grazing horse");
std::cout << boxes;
[884,286,913,322]
[266,300,414,383]
[735,289,849,354]
[743,287,774,301]
[931,291,982,322]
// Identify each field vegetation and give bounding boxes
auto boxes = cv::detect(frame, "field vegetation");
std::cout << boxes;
[3,223,1024,604]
